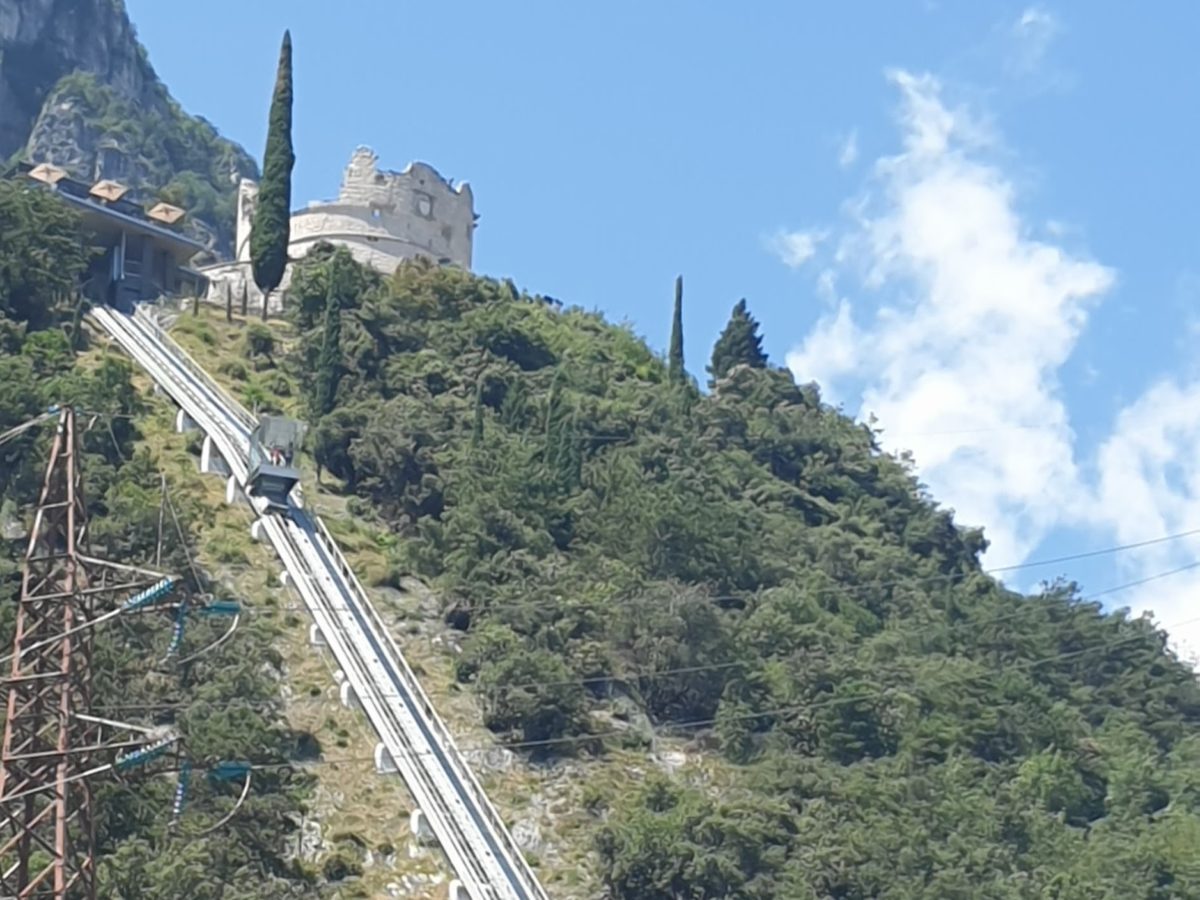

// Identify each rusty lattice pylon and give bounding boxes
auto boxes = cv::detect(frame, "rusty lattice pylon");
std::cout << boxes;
[0,407,163,899]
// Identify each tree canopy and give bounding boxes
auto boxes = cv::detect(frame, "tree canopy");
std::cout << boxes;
[279,247,1200,898]
[0,182,313,898]
[249,30,295,315]
[668,275,685,384]
[709,297,768,385]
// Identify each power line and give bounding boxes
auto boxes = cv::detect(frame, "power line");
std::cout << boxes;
[87,610,1200,764]
[198,554,1200,700]
[87,562,1200,716]
[986,529,1200,573]
[240,520,1200,625]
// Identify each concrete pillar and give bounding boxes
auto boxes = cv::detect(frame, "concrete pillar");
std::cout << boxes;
[225,475,240,506]
[174,408,196,433]
[374,742,398,774]
[409,808,436,845]
[200,434,230,476]
[279,570,291,587]
[308,623,325,647]
[447,880,469,900]
[249,519,265,542]
[339,680,358,710]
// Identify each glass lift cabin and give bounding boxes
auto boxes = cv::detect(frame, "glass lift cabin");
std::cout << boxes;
[247,415,308,511]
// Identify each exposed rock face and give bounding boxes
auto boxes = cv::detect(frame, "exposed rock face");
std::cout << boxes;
[0,0,151,157]
[0,0,258,256]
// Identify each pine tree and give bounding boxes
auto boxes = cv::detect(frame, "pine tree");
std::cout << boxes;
[542,370,581,490]
[471,381,485,448]
[708,298,768,386]
[312,254,344,417]
[668,275,685,383]
[500,378,528,431]
[250,30,295,322]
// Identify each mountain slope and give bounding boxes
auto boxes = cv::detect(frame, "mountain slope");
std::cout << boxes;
[243,245,1200,898]
[0,0,258,255]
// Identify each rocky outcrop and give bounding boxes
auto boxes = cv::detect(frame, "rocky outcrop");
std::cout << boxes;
[0,0,257,256]
[0,0,152,157]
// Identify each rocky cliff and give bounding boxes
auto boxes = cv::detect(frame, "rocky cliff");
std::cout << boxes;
[0,0,257,256]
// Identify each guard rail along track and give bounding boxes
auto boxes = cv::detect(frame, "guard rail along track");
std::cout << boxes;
[89,303,549,900]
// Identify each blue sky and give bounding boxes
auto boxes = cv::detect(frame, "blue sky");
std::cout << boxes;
[126,0,1200,657]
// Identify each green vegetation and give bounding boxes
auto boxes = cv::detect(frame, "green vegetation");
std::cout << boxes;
[0,180,312,897]
[668,275,685,384]
[33,71,258,255]
[0,180,89,332]
[709,297,768,386]
[250,31,296,319]
[279,243,1200,898]
[5,148,1200,894]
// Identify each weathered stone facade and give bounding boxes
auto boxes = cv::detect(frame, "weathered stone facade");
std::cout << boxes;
[200,146,476,312]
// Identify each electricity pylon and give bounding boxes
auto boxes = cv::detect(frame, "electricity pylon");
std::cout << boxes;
[0,407,175,899]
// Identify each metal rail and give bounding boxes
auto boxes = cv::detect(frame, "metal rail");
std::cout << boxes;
[89,304,547,900]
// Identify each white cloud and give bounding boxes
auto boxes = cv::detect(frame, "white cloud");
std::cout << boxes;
[1093,381,1200,664]
[786,69,1113,567]
[1008,7,1061,77]
[770,228,826,269]
[838,130,859,169]
[783,66,1200,665]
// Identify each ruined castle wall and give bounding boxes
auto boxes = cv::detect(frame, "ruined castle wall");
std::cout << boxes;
[200,146,475,312]
[289,203,468,274]
[333,149,475,269]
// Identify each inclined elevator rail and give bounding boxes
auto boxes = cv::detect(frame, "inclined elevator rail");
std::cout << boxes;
[88,304,547,900]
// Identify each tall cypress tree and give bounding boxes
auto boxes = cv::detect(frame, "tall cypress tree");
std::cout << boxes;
[312,253,345,417]
[250,30,295,322]
[708,298,768,386]
[471,381,485,448]
[542,370,580,490]
[668,275,685,383]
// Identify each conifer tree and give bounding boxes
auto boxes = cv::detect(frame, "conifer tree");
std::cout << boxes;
[542,371,581,490]
[250,30,295,321]
[500,378,528,431]
[668,275,685,383]
[312,253,344,417]
[708,298,768,386]
[471,381,485,448]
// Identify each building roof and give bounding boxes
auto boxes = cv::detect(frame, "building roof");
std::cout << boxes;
[14,161,207,259]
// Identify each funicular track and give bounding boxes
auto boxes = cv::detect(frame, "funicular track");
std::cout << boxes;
[89,303,547,900]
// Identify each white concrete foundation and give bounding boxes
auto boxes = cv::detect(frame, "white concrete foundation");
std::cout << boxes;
[200,434,230,476]
[339,680,358,710]
[448,880,469,900]
[249,519,265,542]
[174,408,196,433]
[308,623,325,647]
[225,475,239,506]
[409,808,437,845]
[374,742,398,775]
